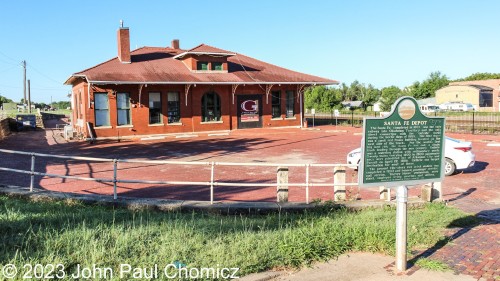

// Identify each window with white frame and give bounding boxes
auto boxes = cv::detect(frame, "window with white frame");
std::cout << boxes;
[94,93,109,126]
[211,62,223,71]
[286,91,294,118]
[167,92,181,123]
[197,61,209,71]
[201,92,221,122]
[271,91,281,118]
[117,93,131,125]
[149,92,162,124]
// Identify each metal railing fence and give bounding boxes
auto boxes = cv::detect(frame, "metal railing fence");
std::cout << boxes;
[305,111,500,134]
[0,149,358,204]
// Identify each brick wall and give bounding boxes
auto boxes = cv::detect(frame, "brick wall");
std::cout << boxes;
[74,83,303,139]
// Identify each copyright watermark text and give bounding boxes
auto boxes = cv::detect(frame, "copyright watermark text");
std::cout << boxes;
[1,263,240,279]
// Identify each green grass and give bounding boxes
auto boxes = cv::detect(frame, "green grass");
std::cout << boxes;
[414,258,451,271]
[0,196,477,280]
[0,108,71,118]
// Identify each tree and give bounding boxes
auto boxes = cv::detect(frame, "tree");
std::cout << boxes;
[0,95,13,107]
[53,101,71,110]
[454,72,500,82]
[408,71,449,99]
[304,86,341,112]
[338,83,349,101]
[361,84,381,110]
[380,86,403,111]
[346,80,362,101]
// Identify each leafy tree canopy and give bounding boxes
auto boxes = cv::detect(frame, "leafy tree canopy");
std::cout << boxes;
[0,95,14,104]
[52,101,71,109]
[380,86,403,111]
[304,86,342,112]
[303,71,499,113]
[407,71,449,99]
[454,72,500,82]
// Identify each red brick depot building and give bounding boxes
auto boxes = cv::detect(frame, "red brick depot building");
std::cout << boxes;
[65,26,338,139]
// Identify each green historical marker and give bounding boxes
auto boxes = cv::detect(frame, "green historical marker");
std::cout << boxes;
[360,96,446,272]
[359,96,445,187]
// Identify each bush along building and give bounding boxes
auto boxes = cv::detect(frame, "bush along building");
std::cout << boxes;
[64,24,338,140]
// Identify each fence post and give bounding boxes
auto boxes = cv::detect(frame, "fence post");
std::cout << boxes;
[334,165,346,201]
[431,181,442,201]
[113,159,118,200]
[210,162,215,204]
[30,153,35,192]
[472,110,475,134]
[421,184,432,202]
[277,166,289,203]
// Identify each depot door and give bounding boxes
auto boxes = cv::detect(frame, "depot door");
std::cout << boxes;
[237,95,262,129]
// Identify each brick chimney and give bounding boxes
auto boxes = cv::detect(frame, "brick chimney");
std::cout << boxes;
[117,22,131,63]
[171,39,180,49]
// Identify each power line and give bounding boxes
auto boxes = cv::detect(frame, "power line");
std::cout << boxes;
[0,50,19,63]
[0,57,18,66]
[0,83,64,91]
[0,65,19,73]
[26,62,62,85]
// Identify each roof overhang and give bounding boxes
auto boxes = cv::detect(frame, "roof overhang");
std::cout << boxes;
[173,51,236,59]
[64,74,87,85]
[83,80,338,86]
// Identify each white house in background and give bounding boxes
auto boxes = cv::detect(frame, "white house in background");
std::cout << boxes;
[341,101,364,109]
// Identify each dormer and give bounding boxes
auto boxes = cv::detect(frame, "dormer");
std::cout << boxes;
[173,44,235,73]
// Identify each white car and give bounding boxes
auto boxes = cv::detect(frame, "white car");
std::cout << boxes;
[346,137,475,176]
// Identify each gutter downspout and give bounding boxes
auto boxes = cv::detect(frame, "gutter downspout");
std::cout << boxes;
[88,82,92,109]
[87,83,93,140]
[300,91,303,129]
[138,84,144,108]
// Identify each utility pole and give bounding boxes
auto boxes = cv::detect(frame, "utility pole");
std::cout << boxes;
[22,60,26,105]
[27,79,31,114]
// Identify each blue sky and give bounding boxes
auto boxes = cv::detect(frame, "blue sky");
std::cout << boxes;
[0,0,499,103]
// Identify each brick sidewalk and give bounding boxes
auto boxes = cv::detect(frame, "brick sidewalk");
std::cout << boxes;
[413,222,499,281]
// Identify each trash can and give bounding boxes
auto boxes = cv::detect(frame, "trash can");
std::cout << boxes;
[16,114,37,130]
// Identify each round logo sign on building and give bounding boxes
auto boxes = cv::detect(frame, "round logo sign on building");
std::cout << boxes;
[241,100,258,112]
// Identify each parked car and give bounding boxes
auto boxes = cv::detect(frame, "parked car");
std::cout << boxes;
[346,137,475,176]
[419,104,440,113]
[439,102,475,112]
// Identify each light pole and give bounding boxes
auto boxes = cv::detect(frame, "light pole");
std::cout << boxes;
[350,106,355,127]
[329,102,335,125]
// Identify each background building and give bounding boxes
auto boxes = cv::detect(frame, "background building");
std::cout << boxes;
[435,83,496,111]
[436,79,500,111]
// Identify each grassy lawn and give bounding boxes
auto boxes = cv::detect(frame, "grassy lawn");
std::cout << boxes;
[0,196,479,280]
[1,108,71,118]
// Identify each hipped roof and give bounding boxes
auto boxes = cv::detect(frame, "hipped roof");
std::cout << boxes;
[65,44,338,86]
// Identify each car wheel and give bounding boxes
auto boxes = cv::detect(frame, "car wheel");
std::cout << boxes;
[444,158,456,176]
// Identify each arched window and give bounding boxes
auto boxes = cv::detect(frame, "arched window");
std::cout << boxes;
[201,92,221,122]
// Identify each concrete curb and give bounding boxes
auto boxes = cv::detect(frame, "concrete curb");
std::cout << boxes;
[0,185,426,215]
